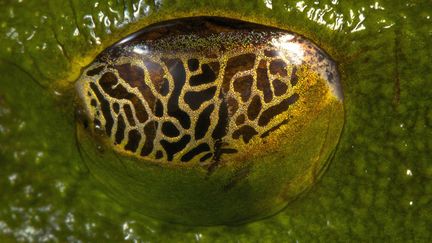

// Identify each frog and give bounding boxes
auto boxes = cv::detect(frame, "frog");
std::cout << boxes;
[0,0,431,242]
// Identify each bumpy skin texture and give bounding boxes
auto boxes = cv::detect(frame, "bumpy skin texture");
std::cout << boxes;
[76,17,344,225]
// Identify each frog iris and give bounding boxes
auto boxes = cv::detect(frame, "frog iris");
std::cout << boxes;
[75,17,344,225]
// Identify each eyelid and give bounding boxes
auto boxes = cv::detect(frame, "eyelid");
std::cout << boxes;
[0,1,358,91]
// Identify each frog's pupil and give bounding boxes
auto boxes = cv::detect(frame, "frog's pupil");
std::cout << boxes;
[76,17,342,166]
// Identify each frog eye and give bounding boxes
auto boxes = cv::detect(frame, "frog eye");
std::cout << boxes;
[75,17,344,225]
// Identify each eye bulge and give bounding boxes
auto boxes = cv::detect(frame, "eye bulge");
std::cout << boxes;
[75,16,344,225]
[1,0,430,239]
[77,16,343,163]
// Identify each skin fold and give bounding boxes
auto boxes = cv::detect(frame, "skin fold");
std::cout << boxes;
[0,0,431,241]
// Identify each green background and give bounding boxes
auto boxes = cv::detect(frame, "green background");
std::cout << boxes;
[0,0,431,241]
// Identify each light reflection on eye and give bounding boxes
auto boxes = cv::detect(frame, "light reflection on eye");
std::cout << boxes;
[271,34,304,65]
[132,46,149,55]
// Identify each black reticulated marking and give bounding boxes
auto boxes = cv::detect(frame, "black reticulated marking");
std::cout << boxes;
[195,104,214,140]
[222,54,256,96]
[210,140,222,169]
[144,60,165,93]
[123,104,136,126]
[233,75,253,103]
[90,99,97,107]
[160,135,191,161]
[210,140,237,172]
[160,78,169,96]
[135,84,157,116]
[115,114,126,145]
[257,59,273,103]
[232,125,259,143]
[98,72,149,123]
[114,64,158,117]
[124,129,141,153]
[272,79,288,96]
[212,99,229,140]
[86,66,104,76]
[181,143,211,162]
[184,86,217,110]
[189,62,219,86]
[227,96,239,116]
[141,120,158,156]
[155,99,164,117]
[89,83,114,136]
[163,58,191,129]
[187,58,199,72]
[99,72,121,95]
[200,153,213,163]
[258,93,299,127]
[162,121,180,137]
[113,102,120,114]
[155,150,163,159]
[236,114,246,125]
[269,59,287,76]
[290,67,299,86]
[247,95,262,121]
[115,63,144,87]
